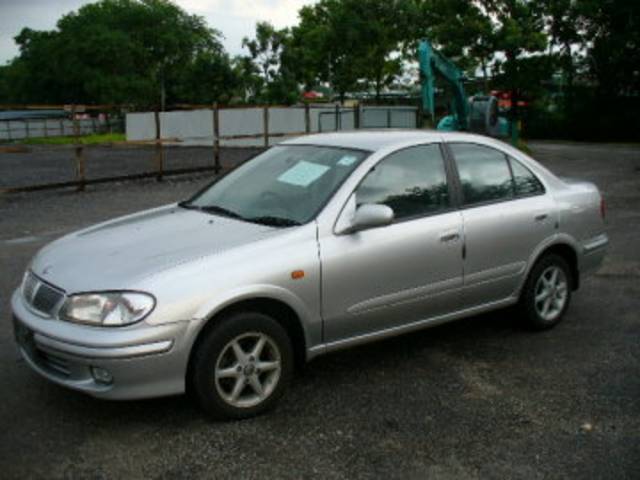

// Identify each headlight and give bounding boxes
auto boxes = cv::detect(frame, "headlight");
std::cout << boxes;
[59,292,156,326]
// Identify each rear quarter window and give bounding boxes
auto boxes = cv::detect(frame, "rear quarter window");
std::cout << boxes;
[509,157,545,196]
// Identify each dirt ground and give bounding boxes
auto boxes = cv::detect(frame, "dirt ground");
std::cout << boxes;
[0,141,638,479]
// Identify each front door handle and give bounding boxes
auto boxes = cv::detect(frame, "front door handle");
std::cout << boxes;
[534,213,548,222]
[440,231,460,242]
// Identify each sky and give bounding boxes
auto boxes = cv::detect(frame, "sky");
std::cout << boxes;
[0,0,317,65]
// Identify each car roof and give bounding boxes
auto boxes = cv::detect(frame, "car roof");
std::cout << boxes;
[282,129,495,152]
[283,129,443,152]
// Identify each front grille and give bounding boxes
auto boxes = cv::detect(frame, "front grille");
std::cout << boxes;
[22,272,65,317]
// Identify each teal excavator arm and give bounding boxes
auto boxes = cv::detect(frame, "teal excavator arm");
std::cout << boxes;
[418,40,469,131]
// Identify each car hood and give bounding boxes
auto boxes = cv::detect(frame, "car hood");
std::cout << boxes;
[30,204,282,293]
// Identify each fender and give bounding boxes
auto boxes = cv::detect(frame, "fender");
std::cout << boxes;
[515,233,581,296]
[191,283,321,350]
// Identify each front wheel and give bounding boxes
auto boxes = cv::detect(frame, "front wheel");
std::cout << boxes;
[519,254,572,330]
[189,311,294,420]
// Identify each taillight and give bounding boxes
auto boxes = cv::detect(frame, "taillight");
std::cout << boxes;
[600,196,606,220]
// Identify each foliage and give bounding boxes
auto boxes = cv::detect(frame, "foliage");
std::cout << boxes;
[0,0,638,140]
[291,0,413,101]
[240,22,298,104]
[1,0,230,108]
[20,133,126,145]
[578,0,640,97]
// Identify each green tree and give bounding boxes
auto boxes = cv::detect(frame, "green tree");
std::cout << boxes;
[578,0,640,96]
[413,0,495,85]
[242,23,287,86]
[242,22,299,104]
[291,0,415,102]
[1,0,229,108]
[231,55,263,103]
[338,0,412,100]
[173,51,238,105]
[4,29,63,103]
[476,0,547,129]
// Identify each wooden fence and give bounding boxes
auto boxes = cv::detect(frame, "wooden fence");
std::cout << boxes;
[1,103,420,194]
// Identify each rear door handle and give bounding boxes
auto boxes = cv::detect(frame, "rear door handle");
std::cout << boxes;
[439,231,460,242]
[534,213,548,222]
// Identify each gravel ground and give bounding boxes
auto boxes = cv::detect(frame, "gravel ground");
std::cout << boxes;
[0,141,638,479]
[0,144,262,189]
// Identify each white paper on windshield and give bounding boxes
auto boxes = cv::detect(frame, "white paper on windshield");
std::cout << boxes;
[278,161,330,187]
[337,155,357,167]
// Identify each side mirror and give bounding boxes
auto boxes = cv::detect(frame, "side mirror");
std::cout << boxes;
[341,203,394,234]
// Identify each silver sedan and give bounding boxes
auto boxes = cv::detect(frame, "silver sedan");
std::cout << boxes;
[12,130,608,419]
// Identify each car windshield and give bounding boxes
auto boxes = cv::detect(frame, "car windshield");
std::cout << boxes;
[185,145,369,226]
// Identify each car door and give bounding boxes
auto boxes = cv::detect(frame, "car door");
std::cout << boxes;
[446,142,556,308]
[319,143,464,344]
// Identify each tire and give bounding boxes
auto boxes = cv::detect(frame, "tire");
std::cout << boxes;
[189,311,294,420]
[519,254,573,330]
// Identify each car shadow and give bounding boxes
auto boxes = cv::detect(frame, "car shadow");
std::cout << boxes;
[37,307,529,424]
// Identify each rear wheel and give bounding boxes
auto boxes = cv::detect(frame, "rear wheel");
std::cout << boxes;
[519,254,572,330]
[189,311,293,419]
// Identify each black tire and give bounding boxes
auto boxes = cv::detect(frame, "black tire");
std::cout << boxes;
[519,254,573,330]
[189,311,294,420]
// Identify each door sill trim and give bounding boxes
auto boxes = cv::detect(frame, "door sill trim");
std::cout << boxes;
[308,296,518,359]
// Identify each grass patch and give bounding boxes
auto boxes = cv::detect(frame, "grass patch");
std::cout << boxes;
[21,133,126,145]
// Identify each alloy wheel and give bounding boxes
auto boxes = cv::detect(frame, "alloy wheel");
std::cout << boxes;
[534,265,568,322]
[214,332,282,408]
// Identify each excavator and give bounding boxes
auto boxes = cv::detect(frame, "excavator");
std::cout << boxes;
[418,40,512,139]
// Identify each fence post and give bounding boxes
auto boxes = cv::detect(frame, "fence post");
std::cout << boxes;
[212,103,221,174]
[335,104,340,131]
[263,106,270,147]
[354,105,360,129]
[387,108,392,128]
[304,103,311,134]
[72,105,86,191]
[154,109,164,181]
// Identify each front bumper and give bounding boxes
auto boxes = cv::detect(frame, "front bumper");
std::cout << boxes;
[11,289,200,400]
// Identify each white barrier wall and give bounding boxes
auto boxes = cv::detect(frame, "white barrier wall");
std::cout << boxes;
[126,113,156,141]
[162,109,212,141]
[126,106,418,146]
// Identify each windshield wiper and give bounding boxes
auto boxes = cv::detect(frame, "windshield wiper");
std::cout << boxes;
[177,200,198,210]
[199,205,245,220]
[246,216,301,227]
[180,202,298,227]
[178,201,245,220]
